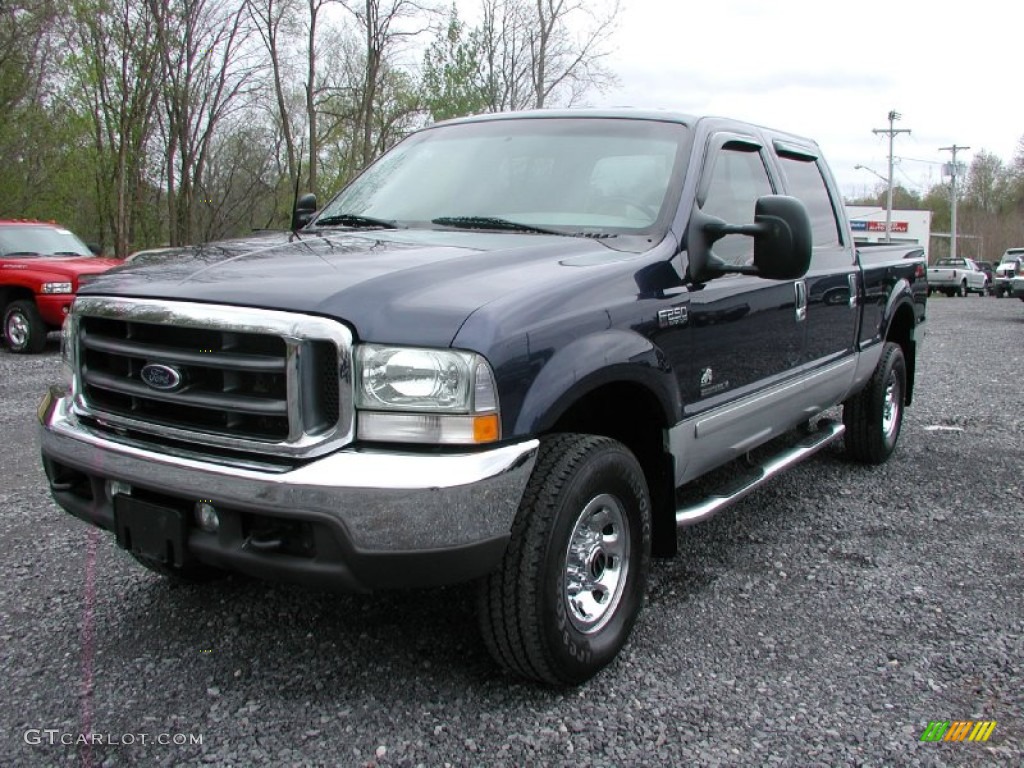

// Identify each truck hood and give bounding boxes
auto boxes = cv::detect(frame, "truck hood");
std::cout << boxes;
[1,256,122,280]
[83,229,637,346]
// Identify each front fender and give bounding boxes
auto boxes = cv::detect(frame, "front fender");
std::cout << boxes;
[514,329,681,435]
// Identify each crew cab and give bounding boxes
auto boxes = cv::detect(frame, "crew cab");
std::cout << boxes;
[39,110,927,685]
[1,221,120,353]
[926,257,988,297]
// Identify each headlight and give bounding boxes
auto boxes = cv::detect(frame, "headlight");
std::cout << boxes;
[59,311,78,391]
[42,282,74,294]
[355,344,500,444]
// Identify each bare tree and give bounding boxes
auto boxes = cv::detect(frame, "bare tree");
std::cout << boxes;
[341,0,432,168]
[477,0,619,111]
[246,0,300,192]
[62,0,162,256]
[148,0,258,246]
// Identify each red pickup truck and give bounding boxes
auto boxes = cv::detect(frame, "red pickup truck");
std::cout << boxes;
[1,220,121,353]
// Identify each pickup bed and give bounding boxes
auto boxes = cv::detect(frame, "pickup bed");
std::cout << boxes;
[39,110,927,685]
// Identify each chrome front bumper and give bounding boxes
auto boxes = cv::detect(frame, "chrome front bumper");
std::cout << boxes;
[39,389,538,590]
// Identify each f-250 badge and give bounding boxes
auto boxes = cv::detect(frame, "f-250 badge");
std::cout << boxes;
[658,306,687,328]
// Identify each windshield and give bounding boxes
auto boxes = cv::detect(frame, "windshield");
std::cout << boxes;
[0,225,93,258]
[317,117,689,235]
[935,259,967,267]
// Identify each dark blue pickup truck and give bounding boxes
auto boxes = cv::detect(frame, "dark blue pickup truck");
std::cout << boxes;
[39,110,926,684]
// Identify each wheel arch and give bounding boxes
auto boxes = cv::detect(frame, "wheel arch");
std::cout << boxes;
[540,379,678,559]
[883,298,918,406]
[0,285,36,316]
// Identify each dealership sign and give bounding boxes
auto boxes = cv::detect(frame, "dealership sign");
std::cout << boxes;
[850,220,909,233]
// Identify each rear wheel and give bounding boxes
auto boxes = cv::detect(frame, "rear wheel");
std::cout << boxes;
[477,434,651,686]
[843,342,906,464]
[3,300,48,353]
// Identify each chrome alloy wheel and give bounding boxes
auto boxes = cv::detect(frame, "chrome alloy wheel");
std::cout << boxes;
[882,371,902,441]
[6,310,29,349]
[563,493,630,634]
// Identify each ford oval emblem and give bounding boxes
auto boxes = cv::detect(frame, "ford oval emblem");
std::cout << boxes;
[140,363,183,391]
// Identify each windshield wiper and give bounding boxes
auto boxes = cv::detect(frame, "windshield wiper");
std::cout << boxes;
[313,213,398,229]
[3,251,41,257]
[431,216,569,236]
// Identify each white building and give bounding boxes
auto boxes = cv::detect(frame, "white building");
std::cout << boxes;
[845,206,932,259]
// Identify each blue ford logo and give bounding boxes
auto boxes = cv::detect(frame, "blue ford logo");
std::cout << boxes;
[140,363,183,391]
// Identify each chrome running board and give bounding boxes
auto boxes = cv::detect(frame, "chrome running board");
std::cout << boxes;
[675,420,845,528]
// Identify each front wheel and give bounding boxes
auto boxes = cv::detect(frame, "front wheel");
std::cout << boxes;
[957,281,966,297]
[843,342,906,464]
[477,434,651,686]
[3,300,48,353]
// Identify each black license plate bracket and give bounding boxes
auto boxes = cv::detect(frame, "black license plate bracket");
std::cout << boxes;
[114,495,188,567]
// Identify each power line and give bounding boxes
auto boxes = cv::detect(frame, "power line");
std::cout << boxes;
[894,155,944,165]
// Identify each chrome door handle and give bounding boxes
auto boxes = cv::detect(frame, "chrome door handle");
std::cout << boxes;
[794,280,807,322]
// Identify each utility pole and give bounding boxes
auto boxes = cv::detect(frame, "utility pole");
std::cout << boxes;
[873,111,911,243]
[939,144,970,259]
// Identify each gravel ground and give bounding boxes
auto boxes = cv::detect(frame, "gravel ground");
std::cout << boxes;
[1,296,1021,767]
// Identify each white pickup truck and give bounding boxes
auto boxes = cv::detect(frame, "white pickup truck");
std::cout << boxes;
[927,257,988,297]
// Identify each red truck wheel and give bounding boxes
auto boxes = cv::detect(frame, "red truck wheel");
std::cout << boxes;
[3,300,48,354]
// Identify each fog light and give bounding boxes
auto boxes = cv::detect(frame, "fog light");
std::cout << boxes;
[195,501,220,533]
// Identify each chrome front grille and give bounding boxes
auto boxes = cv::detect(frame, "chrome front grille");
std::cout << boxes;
[69,297,352,458]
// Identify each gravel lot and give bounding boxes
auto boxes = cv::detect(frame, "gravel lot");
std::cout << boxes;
[1,296,1021,767]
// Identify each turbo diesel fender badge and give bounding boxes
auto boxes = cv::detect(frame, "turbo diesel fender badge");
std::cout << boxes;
[140,363,184,391]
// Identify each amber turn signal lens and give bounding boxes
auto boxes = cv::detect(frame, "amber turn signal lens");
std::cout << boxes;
[473,413,500,443]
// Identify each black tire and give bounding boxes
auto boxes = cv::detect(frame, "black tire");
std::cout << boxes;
[843,342,906,464]
[477,434,651,686]
[957,281,966,297]
[130,553,227,584]
[3,300,48,353]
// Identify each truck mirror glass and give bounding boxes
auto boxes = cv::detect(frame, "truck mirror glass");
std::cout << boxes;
[752,195,812,280]
[291,193,318,231]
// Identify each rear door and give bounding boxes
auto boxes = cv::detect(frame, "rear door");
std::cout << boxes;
[772,141,859,370]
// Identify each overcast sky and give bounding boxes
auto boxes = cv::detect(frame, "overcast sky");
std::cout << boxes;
[596,0,1022,199]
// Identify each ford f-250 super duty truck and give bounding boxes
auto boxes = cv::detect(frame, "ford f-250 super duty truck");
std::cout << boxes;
[39,110,927,685]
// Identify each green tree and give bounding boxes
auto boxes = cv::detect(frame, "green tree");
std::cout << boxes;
[421,4,488,122]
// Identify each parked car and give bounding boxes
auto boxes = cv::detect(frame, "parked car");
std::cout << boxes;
[992,249,1024,298]
[975,260,995,293]
[39,109,927,685]
[926,257,988,297]
[1,220,121,353]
